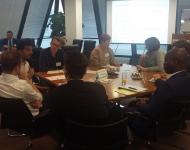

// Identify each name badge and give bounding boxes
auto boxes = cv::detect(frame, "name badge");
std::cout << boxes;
[105,53,109,57]
[56,62,61,67]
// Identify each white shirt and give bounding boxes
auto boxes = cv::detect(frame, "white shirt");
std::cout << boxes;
[20,61,30,79]
[0,73,43,116]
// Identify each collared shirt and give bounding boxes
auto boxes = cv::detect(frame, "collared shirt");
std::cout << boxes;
[167,70,186,79]
[0,73,43,116]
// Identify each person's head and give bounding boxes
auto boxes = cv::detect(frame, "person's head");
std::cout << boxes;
[60,36,67,47]
[6,31,13,40]
[50,37,61,52]
[100,33,111,47]
[17,38,34,60]
[1,51,21,74]
[164,47,189,74]
[145,37,160,52]
[64,53,88,80]
[172,40,190,55]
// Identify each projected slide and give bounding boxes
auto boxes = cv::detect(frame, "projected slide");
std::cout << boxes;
[111,0,169,44]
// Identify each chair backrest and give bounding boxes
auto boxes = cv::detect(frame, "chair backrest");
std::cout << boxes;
[72,39,83,50]
[64,117,128,149]
[0,97,34,134]
[157,99,190,135]
[62,45,81,56]
[82,40,96,59]
[129,54,140,65]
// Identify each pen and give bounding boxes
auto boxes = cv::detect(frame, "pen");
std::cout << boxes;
[128,87,137,90]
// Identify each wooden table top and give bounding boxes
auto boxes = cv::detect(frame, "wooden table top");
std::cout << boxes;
[37,65,159,101]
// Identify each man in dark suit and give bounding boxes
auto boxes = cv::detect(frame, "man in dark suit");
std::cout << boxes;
[2,31,18,50]
[128,47,190,136]
[39,37,64,72]
[48,53,111,125]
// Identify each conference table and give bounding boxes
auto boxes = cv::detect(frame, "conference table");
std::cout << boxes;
[37,64,159,101]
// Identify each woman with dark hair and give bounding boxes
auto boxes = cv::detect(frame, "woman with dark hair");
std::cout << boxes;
[137,37,165,71]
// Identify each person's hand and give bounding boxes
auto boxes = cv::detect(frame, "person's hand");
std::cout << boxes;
[29,100,42,109]
[3,45,8,49]
[136,65,148,71]
[136,98,149,105]
[152,74,162,80]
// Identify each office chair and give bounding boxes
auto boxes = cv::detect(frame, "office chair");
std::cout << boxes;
[72,39,83,51]
[63,117,128,150]
[129,54,140,66]
[82,40,96,59]
[126,99,190,149]
[0,97,35,149]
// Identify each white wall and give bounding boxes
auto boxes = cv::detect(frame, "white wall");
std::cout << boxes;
[65,0,82,44]
[0,0,25,38]
[22,0,51,38]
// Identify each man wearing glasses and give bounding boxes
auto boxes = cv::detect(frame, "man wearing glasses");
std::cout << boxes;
[39,37,64,72]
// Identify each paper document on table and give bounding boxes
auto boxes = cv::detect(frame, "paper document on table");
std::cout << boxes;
[115,89,136,95]
[46,75,65,81]
[47,70,63,74]
[86,70,97,74]
[119,84,147,92]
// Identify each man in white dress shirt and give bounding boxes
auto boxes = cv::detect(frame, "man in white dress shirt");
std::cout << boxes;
[0,51,42,116]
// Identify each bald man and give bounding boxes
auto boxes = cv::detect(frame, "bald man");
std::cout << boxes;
[128,48,190,136]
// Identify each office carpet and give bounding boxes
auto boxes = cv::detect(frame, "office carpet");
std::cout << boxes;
[0,121,190,150]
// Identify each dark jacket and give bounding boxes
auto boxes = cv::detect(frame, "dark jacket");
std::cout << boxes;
[48,80,110,124]
[138,71,190,119]
[2,38,18,48]
[39,47,64,72]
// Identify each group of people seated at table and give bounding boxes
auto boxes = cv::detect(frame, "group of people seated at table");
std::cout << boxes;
[0,30,190,145]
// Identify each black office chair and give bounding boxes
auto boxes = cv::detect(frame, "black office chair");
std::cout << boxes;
[63,117,128,150]
[82,40,96,59]
[129,54,140,66]
[127,99,190,148]
[73,39,83,51]
[0,97,35,149]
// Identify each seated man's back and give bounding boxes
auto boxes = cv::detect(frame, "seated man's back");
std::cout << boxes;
[49,80,109,123]
[0,51,43,116]
[48,53,111,125]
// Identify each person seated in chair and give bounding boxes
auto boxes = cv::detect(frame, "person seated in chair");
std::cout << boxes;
[128,47,190,136]
[48,53,112,124]
[137,37,165,72]
[39,37,64,72]
[17,38,34,80]
[2,31,18,51]
[90,33,118,67]
[0,51,43,116]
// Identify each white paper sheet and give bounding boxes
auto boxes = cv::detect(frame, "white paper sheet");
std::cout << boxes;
[47,70,64,74]
[46,75,65,81]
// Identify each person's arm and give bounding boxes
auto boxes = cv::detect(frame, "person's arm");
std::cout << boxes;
[90,48,101,67]
[146,51,165,71]
[109,48,118,66]
[138,81,172,118]
[23,80,43,109]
